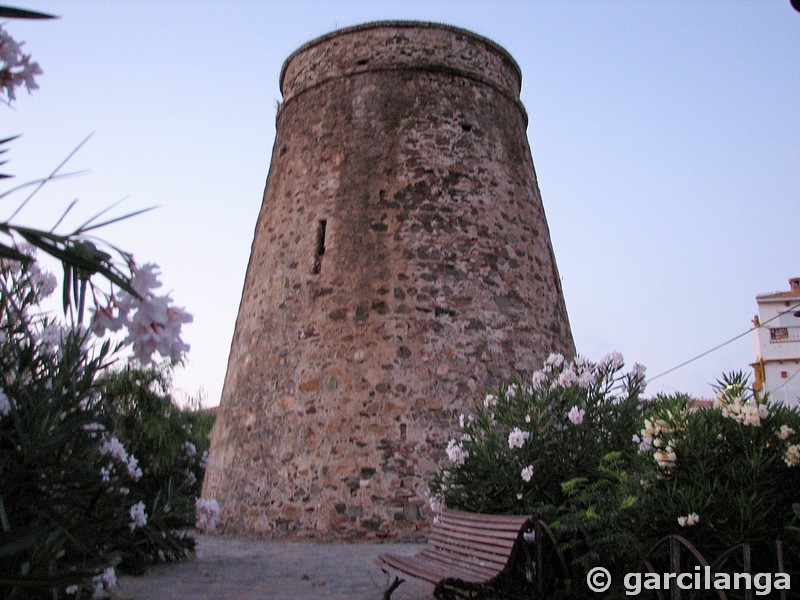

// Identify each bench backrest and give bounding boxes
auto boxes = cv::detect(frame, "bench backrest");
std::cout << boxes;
[428,508,534,572]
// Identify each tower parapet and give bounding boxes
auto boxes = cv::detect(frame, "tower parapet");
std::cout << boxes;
[280,21,524,113]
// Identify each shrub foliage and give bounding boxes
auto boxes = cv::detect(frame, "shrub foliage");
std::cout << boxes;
[0,257,212,599]
[431,356,800,598]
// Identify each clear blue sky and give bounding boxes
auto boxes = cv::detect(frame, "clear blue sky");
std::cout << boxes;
[5,1,799,405]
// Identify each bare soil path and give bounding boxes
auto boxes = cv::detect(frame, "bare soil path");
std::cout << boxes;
[116,535,430,600]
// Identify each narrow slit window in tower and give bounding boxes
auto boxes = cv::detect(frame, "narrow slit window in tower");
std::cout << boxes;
[313,219,327,274]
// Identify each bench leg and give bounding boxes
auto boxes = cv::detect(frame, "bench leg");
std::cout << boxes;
[383,575,404,600]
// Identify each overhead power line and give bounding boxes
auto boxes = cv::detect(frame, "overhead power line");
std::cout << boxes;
[647,300,800,384]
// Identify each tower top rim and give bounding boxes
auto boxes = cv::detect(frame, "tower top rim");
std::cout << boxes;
[279,20,523,103]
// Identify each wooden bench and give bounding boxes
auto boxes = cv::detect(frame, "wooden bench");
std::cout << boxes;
[375,508,541,599]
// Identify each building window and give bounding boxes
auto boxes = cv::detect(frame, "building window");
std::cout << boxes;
[770,327,789,342]
[781,371,788,379]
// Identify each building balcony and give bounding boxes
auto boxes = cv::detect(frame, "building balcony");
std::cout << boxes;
[770,326,800,343]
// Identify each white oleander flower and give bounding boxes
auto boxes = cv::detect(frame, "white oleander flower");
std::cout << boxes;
[654,445,677,470]
[677,512,700,527]
[784,444,800,468]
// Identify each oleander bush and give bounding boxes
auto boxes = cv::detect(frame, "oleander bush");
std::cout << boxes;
[97,365,215,574]
[0,252,210,599]
[429,352,649,592]
[634,373,800,574]
[430,357,800,598]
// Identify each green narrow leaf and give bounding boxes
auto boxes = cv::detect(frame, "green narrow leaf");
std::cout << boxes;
[76,205,157,235]
[0,496,10,531]
[0,531,37,558]
[62,262,73,313]
[0,7,58,19]
[0,243,32,263]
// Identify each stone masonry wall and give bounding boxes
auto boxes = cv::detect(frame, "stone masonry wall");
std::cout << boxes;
[202,21,575,540]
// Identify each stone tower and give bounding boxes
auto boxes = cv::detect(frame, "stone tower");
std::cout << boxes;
[202,21,574,540]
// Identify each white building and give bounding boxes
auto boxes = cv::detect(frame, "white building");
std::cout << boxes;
[751,277,800,406]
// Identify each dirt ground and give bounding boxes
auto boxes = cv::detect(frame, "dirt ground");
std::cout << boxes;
[115,535,431,600]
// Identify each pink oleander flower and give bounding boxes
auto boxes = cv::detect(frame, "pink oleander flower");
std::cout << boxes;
[0,387,11,416]
[544,353,565,371]
[521,465,534,482]
[90,305,127,337]
[567,406,585,425]
[99,435,142,481]
[90,567,117,598]
[508,427,530,450]
[556,368,577,388]
[0,24,43,102]
[195,498,221,531]
[126,294,193,364]
[599,351,624,371]
[446,439,469,465]
[126,455,143,481]
[91,260,193,365]
[100,436,128,463]
[129,501,148,530]
[128,262,162,297]
[576,369,595,389]
[530,370,547,387]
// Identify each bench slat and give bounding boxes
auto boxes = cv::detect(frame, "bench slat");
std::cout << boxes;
[430,530,516,551]
[429,535,514,562]
[434,518,529,539]
[377,552,491,585]
[430,524,521,547]
[418,548,499,578]
[439,510,532,527]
